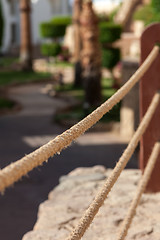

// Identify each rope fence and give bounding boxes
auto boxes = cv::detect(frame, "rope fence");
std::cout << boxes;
[0,25,160,240]
[117,141,160,240]
[66,92,160,240]
[0,45,159,194]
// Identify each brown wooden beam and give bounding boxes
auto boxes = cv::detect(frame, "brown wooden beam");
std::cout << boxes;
[140,23,160,192]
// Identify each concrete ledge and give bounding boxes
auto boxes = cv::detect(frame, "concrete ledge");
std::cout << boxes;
[23,166,160,240]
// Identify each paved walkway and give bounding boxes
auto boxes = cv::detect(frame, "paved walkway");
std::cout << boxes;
[0,83,138,240]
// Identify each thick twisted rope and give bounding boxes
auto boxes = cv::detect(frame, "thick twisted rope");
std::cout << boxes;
[117,142,160,240]
[0,46,159,194]
[66,92,160,240]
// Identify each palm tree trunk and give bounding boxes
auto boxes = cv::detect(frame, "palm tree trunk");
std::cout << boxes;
[0,1,4,49]
[80,0,102,107]
[20,0,32,71]
[73,0,82,86]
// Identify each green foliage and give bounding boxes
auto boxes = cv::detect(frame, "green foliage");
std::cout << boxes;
[0,1,4,47]
[99,22,122,43]
[102,48,120,70]
[40,22,67,38]
[40,16,71,38]
[48,61,73,67]
[41,43,61,57]
[151,0,160,13]
[0,57,18,67]
[40,23,54,38]
[133,4,160,25]
[99,22,121,70]
[40,16,71,58]
[0,70,51,86]
[51,16,72,25]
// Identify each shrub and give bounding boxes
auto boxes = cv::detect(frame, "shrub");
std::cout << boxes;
[40,23,54,38]
[102,48,120,70]
[40,22,67,38]
[40,16,71,39]
[40,16,72,58]
[41,43,61,57]
[99,22,121,71]
[0,1,4,48]
[99,22,122,43]
[51,16,72,25]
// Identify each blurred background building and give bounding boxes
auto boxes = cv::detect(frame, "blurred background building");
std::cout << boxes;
[1,0,71,53]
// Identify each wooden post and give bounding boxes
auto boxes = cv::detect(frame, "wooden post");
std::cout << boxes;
[140,23,160,192]
[20,0,32,71]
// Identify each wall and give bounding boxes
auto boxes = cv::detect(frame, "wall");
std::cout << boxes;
[1,0,20,53]
[1,0,71,53]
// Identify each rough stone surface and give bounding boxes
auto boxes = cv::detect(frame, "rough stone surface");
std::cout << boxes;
[22,166,160,240]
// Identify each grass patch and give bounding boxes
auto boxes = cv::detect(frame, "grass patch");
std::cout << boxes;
[55,103,120,124]
[0,97,15,109]
[55,83,84,100]
[0,71,52,87]
[55,83,82,92]
[48,60,73,68]
[55,78,116,101]
[0,57,19,68]
[102,77,113,88]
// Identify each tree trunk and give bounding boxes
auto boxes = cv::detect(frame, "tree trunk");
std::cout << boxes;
[80,0,102,107]
[0,0,4,50]
[73,0,82,86]
[114,0,142,31]
[20,0,32,71]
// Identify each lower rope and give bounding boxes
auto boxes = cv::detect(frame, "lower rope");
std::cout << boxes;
[66,92,160,240]
[0,46,158,193]
[116,142,160,240]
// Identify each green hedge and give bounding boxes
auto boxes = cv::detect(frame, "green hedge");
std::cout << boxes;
[99,22,122,43]
[40,16,71,38]
[51,16,72,25]
[102,48,120,69]
[41,43,61,57]
[40,22,67,38]
[0,1,4,47]
[100,22,121,70]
